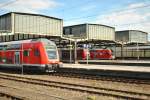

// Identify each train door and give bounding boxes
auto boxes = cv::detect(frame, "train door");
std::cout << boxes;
[14,52,20,64]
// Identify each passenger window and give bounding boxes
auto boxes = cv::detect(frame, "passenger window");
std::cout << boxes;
[34,49,40,56]
[24,50,29,56]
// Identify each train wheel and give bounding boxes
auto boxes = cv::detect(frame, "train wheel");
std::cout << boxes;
[45,65,55,72]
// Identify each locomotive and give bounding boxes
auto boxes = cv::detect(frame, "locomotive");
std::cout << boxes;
[0,38,62,71]
[60,48,114,61]
[90,49,114,60]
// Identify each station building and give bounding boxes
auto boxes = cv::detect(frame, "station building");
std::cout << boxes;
[0,12,63,42]
[0,12,149,60]
[63,23,115,41]
[61,23,117,62]
[115,30,148,43]
[63,23,117,50]
[113,30,149,59]
[63,25,150,60]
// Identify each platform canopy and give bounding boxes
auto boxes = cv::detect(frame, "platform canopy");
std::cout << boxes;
[0,12,63,42]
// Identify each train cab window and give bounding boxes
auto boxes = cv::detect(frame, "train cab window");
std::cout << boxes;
[34,49,40,56]
[24,50,29,56]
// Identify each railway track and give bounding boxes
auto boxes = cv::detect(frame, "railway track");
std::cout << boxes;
[49,72,150,85]
[0,73,149,100]
[0,92,24,100]
[0,83,68,100]
[0,84,26,100]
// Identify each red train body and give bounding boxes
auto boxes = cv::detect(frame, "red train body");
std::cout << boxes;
[77,49,89,60]
[60,48,114,61]
[0,38,62,71]
[90,49,114,60]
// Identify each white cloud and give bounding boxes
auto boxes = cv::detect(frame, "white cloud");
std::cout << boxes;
[94,2,150,33]
[128,2,146,9]
[96,10,148,26]
[0,0,59,13]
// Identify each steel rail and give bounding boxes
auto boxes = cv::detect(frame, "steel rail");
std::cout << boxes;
[0,84,68,100]
[0,73,149,100]
[51,72,150,85]
[0,84,26,100]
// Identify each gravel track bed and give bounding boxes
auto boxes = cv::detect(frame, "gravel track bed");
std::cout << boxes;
[5,72,149,94]
[0,97,9,100]
[0,72,149,100]
[0,79,115,100]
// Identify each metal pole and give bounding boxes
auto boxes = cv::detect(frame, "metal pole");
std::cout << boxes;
[21,44,23,75]
[121,42,124,60]
[115,45,116,59]
[86,44,88,65]
[74,40,77,64]
[137,42,139,60]
[70,40,72,63]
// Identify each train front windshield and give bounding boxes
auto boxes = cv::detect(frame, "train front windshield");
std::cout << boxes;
[45,45,57,59]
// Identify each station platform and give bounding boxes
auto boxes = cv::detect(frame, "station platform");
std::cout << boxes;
[78,60,150,66]
[62,63,150,73]
[61,63,150,79]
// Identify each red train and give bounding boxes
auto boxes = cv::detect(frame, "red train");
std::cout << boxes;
[60,48,114,61]
[0,38,62,71]
[90,49,114,60]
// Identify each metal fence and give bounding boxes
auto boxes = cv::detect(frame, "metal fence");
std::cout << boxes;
[115,49,150,59]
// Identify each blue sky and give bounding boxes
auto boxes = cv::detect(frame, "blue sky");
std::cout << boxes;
[0,0,150,40]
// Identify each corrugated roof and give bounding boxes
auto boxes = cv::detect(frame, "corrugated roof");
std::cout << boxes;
[64,23,115,29]
[116,30,148,34]
[0,12,62,20]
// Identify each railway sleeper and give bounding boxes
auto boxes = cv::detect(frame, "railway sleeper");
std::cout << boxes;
[0,92,23,100]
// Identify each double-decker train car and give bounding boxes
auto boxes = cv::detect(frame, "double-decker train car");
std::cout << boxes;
[0,38,62,71]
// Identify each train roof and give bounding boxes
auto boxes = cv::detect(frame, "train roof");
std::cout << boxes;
[0,38,56,46]
[0,39,31,46]
[32,38,56,46]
